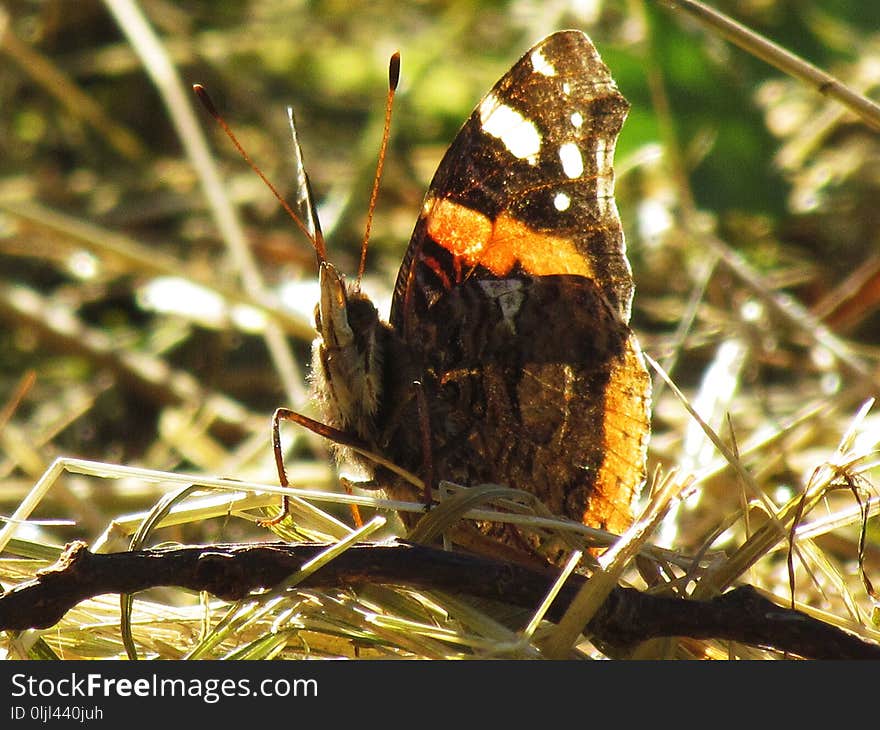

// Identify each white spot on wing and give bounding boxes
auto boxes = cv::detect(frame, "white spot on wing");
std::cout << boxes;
[570,111,583,128]
[530,48,556,76]
[479,279,524,334]
[553,192,571,211]
[595,137,612,198]
[595,137,608,167]
[479,94,541,163]
[559,142,584,179]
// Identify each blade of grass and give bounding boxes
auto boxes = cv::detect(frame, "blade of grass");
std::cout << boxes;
[656,0,880,130]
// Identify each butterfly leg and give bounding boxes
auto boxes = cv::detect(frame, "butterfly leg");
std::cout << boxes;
[258,407,383,528]
[255,407,295,527]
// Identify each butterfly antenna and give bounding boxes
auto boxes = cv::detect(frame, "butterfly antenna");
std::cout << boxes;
[193,84,326,263]
[357,51,400,286]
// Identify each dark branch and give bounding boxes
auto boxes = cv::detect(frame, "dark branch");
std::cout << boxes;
[1,540,877,659]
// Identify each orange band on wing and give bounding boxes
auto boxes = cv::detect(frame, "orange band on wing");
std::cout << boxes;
[424,198,493,265]
[583,337,651,535]
[425,198,595,278]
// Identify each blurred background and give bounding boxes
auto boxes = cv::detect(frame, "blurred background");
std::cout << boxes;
[1,0,880,628]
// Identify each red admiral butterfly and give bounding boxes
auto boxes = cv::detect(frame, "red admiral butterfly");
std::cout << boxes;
[276,30,651,563]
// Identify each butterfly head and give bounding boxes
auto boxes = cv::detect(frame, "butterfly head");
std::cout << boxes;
[311,261,386,444]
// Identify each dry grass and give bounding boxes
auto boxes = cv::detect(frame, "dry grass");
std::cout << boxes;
[1,1,880,659]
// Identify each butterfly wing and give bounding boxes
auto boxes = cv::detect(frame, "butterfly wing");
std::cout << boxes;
[384,31,650,543]
[391,30,635,331]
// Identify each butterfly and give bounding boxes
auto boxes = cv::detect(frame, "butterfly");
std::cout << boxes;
[268,30,651,564]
